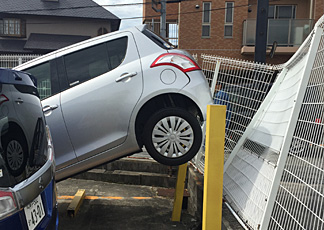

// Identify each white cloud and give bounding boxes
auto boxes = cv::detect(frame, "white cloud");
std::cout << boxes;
[93,0,143,30]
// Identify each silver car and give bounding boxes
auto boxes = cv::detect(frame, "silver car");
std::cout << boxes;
[15,25,212,181]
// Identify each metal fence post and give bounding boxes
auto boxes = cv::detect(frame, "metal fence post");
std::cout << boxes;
[210,60,221,95]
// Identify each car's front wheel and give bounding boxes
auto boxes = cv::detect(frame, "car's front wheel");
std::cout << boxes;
[143,108,202,166]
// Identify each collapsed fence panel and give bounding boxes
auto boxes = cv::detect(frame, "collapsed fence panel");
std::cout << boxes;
[195,14,324,230]
[206,15,324,230]
[266,19,324,230]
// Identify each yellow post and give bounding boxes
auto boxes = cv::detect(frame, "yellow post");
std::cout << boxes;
[202,105,226,230]
[171,163,188,222]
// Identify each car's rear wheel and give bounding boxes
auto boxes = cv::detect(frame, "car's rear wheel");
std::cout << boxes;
[2,133,28,177]
[143,108,202,166]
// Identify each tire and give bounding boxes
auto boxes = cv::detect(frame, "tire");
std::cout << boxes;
[2,133,28,177]
[143,108,202,166]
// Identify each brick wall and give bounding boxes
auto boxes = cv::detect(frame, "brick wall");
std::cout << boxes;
[177,0,308,65]
[143,0,179,22]
[179,0,250,60]
[315,0,324,21]
[142,0,322,66]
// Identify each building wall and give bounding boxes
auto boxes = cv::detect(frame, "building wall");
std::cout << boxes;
[143,0,179,22]
[248,0,311,19]
[315,0,324,21]
[0,15,112,42]
[142,0,323,65]
[178,0,253,63]
[26,16,111,39]
[178,0,318,65]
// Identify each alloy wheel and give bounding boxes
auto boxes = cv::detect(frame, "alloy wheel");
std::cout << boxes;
[151,116,194,158]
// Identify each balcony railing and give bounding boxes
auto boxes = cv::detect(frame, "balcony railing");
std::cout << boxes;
[243,19,314,47]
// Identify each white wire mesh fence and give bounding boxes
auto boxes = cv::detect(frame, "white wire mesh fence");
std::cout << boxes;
[266,19,324,230]
[193,15,324,230]
[0,54,40,68]
[193,14,324,230]
[192,55,278,174]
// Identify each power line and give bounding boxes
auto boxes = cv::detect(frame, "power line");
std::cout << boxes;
[2,0,282,24]
[0,2,147,14]
[0,0,279,14]
[121,0,281,20]
[0,1,191,13]
[124,3,251,20]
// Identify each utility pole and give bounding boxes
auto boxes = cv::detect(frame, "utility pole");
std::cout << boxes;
[152,0,167,38]
[160,0,167,38]
[254,0,269,64]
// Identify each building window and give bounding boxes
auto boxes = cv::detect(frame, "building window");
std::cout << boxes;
[268,5,296,19]
[0,18,26,37]
[98,27,108,36]
[224,2,234,37]
[202,2,211,37]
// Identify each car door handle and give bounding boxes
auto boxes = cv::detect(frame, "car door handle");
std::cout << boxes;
[43,104,59,113]
[115,72,137,82]
[15,98,24,104]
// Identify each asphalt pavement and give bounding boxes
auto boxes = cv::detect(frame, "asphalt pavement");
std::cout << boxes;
[57,178,201,230]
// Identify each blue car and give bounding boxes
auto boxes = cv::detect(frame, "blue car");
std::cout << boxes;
[0,68,58,230]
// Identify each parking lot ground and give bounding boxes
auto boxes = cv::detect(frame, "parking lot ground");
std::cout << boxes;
[57,178,201,230]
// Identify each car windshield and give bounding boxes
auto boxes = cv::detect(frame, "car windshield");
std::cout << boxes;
[0,71,48,188]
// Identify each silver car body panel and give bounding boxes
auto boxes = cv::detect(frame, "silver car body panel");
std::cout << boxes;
[42,94,77,170]
[60,32,143,162]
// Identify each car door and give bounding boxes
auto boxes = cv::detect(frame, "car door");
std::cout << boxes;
[24,61,78,170]
[59,32,143,161]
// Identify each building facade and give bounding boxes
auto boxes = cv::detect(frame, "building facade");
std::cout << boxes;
[0,0,120,54]
[143,0,324,65]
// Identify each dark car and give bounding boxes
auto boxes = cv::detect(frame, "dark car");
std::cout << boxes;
[0,68,58,230]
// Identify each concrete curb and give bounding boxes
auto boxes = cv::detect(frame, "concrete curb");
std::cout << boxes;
[73,158,177,188]
[73,157,244,229]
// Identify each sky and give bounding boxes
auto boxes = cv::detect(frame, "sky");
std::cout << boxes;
[93,0,143,30]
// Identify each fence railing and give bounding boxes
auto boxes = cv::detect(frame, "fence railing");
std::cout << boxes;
[0,54,40,68]
[243,19,314,47]
[192,55,278,174]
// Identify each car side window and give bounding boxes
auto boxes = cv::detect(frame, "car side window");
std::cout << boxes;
[106,37,128,69]
[64,43,110,87]
[25,62,51,100]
